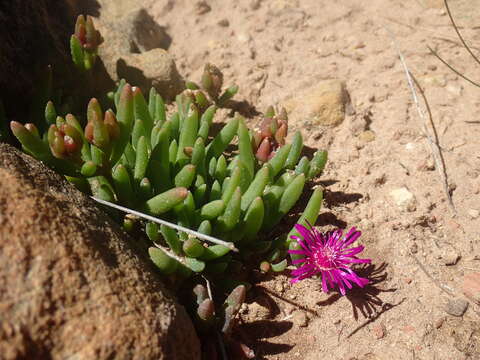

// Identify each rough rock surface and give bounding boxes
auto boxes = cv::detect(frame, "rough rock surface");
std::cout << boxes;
[117,48,184,101]
[0,144,200,360]
[96,7,183,100]
[284,80,350,127]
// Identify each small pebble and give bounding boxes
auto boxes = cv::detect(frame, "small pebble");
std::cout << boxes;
[195,0,211,15]
[292,310,309,327]
[445,298,469,317]
[462,272,480,304]
[390,187,417,212]
[240,303,249,314]
[434,317,445,329]
[371,323,386,339]
[410,243,418,254]
[440,246,461,266]
[358,130,376,143]
[468,209,479,219]
[217,18,229,27]
[250,0,261,10]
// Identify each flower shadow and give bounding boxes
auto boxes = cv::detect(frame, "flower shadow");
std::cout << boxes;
[316,262,397,320]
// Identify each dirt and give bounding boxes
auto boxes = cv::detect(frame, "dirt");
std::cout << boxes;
[140,0,480,358]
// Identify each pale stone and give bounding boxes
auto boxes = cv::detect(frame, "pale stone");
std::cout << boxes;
[390,187,417,212]
[285,80,350,126]
[468,209,479,219]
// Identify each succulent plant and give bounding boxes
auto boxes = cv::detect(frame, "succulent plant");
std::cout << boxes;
[10,75,328,284]
[70,15,102,72]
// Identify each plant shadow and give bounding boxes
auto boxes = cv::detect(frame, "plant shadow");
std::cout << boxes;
[234,319,294,359]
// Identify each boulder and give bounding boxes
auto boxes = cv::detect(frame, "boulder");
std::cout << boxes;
[0,144,200,360]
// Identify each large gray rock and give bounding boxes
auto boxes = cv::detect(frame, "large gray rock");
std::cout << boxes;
[0,144,200,360]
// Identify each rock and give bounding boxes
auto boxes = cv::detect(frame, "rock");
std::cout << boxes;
[434,317,445,329]
[292,310,309,327]
[462,273,480,305]
[468,209,479,219]
[0,144,200,360]
[195,0,211,15]
[250,0,262,10]
[117,48,185,101]
[218,18,230,27]
[445,298,469,317]
[247,302,271,320]
[96,8,184,99]
[195,0,212,15]
[437,245,461,266]
[358,130,376,143]
[98,7,171,55]
[285,80,350,126]
[446,84,463,97]
[371,323,386,339]
[390,187,417,212]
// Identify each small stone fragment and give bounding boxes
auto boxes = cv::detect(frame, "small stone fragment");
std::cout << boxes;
[445,298,469,317]
[250,0,261,10]
[371,323,386,339]
[462,272,480,304]
[439,245,461,266]
[218,18,229,27]
[195,0,211,15]
[468,209,479,219]
[292,310,309,327]
[247,302,270,320]
[434,317,445,329]
[358,130,375,143]
[390,187,416,212]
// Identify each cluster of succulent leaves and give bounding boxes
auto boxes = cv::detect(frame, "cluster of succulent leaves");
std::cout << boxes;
[70,15,102,72]
[193,283,245,336]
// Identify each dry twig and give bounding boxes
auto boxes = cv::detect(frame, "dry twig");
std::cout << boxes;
[385,28,456,214]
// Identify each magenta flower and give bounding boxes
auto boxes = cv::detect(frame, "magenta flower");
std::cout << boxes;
[288,223,371,295]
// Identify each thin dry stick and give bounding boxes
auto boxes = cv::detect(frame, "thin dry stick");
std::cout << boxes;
[409,251,455,297]
[443,0,480,67]
[410,74,456,214]
[91,197,239,252]
[428,0,480,89]
[386,28,456,214]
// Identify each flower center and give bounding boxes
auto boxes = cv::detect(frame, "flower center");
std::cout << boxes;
[312,246,338,271]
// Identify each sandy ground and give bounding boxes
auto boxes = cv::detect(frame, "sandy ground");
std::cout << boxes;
[141,0,480,358]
